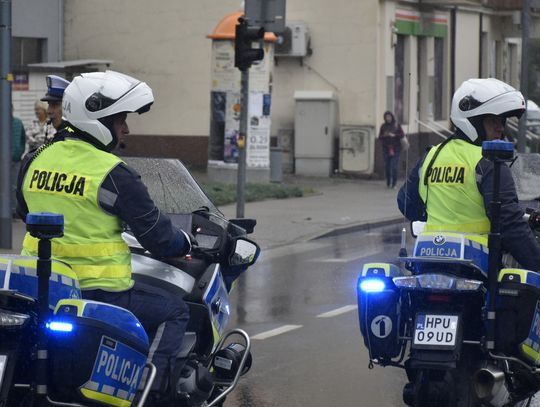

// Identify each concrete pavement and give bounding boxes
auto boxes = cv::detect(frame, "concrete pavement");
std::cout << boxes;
[3,175,404,253]
[219,175,403,250]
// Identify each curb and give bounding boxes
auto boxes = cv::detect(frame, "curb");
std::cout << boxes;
[311,216,404,240]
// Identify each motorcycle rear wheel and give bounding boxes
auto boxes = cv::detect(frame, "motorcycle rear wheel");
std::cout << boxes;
[412,366,475,407]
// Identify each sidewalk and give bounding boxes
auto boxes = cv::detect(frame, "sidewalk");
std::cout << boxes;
[219,176,403,250]
[3,176,404,253]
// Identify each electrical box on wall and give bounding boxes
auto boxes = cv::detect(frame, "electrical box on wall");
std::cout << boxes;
[339,125,375,174]
[275,22,311,57]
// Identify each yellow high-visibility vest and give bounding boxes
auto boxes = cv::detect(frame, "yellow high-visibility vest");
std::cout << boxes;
[21,138,132,291]
[419,138,491,234]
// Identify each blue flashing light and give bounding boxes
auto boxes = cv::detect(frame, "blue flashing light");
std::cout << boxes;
[359,278,385,293]
[26,212,64,226]
[46,321,74,333]
[482,140,514,152]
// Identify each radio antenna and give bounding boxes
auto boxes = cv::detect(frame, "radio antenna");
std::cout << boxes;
[399,72,412,258]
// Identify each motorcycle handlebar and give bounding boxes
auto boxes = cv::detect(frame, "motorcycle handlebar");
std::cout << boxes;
[526,209,540,232]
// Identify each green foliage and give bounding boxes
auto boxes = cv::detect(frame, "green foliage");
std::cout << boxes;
[201,182,310,206]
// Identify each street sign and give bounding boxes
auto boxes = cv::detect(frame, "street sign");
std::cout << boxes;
[245,0,286,34]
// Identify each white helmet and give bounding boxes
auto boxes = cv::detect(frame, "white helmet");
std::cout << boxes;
[450,78,525,144]
[62,70,154,151]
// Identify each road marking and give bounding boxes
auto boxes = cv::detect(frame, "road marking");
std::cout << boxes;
[317,258,353,263]
[252,325,303,340]
[317,305,358,318]
[311,247,383,264]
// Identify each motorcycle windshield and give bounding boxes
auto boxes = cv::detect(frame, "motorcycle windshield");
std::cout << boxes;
[123,157,221,215]
[510,153,540,202]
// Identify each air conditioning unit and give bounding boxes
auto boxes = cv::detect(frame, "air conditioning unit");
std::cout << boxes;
[275,22,311,58]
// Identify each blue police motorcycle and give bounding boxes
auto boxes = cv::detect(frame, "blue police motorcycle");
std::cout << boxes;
[0,159,260,407]
[357,142,540,406]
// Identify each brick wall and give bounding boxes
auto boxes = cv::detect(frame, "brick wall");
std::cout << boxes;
[117,135,209,170]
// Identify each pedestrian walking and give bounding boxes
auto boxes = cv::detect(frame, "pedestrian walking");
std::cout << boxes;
[378,110,405,189]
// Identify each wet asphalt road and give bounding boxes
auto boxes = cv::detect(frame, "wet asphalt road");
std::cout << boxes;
[225,224,408,407]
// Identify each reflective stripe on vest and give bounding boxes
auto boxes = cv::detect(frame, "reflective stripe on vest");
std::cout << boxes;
[418,139,491,234]
[21,138,132,291]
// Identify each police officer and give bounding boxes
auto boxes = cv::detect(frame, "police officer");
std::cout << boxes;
[17,71,192,403]
[398,78,540,271]
[40,75,71,139]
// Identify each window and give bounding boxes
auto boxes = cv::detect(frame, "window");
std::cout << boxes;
[395,35,406,124]
[11,37,46,69]
[434,37,445,120]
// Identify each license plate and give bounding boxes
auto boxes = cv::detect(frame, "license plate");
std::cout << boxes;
[413,314,459,348]
[0,355,7,388]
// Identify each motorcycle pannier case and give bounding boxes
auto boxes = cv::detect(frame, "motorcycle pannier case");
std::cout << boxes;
[497,269,540,365]
[47,299,150,406]
[357,263,403,363]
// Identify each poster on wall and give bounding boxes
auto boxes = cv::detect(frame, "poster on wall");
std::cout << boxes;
[223,91,241,163]
[13,72,29,91]
[210,39,274,166]
[249,43,273,93]
[211,41,239,92]
[209,91,226,161]
[247,92,271,168]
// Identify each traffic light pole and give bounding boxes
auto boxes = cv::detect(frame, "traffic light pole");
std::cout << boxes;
[234,16,264,218]
[0,0,12,249]
[236,69,249,218]
[518,0,529,154]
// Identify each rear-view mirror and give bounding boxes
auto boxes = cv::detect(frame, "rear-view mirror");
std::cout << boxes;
[229,238,260,267]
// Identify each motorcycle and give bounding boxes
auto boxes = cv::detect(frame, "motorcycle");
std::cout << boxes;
[0,158,260,407]
[356,141,540,406]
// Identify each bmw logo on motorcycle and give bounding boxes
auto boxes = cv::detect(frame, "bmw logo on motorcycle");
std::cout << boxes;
[433,235,446,245]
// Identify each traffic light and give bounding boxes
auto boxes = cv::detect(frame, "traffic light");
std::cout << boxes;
[234,18,265,71]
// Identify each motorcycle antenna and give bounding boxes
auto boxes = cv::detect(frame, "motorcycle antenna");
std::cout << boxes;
[399,72,412,258]
[483,141,514,352]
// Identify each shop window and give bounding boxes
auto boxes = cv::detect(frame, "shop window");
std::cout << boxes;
[12,37,45,69]
[434,37,446,121]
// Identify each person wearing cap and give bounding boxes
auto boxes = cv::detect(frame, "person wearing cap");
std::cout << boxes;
[41,75,70,135]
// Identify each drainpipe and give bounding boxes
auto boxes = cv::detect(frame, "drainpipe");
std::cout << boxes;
[450,6,456,97]
[479,12,483,78]
[58,0,63,61]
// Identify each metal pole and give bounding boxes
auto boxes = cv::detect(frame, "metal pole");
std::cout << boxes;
[479,13,483,78]
[0,0,12,249]
[518,0,530,153]
[36,238,52,401]
[486,158,502,351]
[236,69,249,218]
[450,7,457,98]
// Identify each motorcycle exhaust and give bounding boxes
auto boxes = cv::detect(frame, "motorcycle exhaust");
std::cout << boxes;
[472,365,510,407]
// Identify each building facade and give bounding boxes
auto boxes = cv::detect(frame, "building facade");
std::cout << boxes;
[13,0,540,173]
